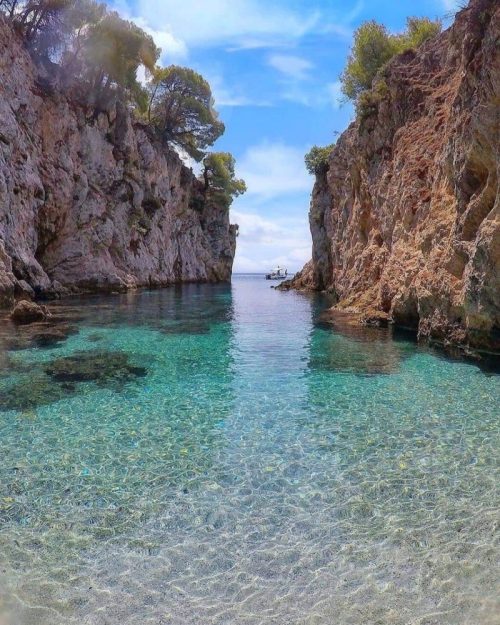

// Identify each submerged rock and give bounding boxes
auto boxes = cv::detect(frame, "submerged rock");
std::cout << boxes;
[160,320,211,335]
[31,325,79,348]
[86,333,105,343]
[1,321,78,350]
[10,301,49,325]
[0,351,148,412]
[44,351,147,385]
[0,352,20,378]
[0,373,70,411]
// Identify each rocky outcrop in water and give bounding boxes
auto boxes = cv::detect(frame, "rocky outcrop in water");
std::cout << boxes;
[0,18,237,307]
[10,300,49,324]
[285,0,499,353]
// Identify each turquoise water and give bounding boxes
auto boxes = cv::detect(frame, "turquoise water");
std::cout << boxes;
[0,275,498,625]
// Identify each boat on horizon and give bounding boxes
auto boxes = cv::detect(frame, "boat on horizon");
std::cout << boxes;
[265,266,288,280]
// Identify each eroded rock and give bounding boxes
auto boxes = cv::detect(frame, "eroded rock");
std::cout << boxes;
[10,300,49,324]
[287,0,500,353]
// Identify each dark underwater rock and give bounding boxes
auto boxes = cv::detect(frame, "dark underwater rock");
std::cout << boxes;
[44,351,147,385]
[0,351,148,412]
[86,333,105,343]
[0,373,71,411]
[159,320,211,335]
[1,322,79,351]
[31,325,79,348]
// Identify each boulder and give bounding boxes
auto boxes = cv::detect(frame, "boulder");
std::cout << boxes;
[10,300,50,324]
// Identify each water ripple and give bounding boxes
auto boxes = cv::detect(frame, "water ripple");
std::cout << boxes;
[0,277,498,624]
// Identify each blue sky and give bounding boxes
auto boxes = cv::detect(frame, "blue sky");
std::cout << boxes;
[111,0,461,273]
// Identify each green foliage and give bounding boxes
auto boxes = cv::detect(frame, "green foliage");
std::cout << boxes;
[148,66,225,161]
[403,17,442,49]
[1,0,228,161]
[341,17,442,101]
[21,0,73,38]
[1,1,93,38]
[304,144,335,176]
[356,79,389,121]
[341,21,395,101]
[131,82,149,115]
[0,1,159,111]
[7,0,74,56]
[59,1,105,63]
[201,152,246,208]
[81,11,159,109]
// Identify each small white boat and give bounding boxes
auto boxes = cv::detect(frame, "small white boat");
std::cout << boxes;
[265,266,288,280]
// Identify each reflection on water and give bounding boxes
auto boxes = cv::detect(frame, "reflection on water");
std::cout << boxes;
[310,319,410,375]
[0,276,498,625]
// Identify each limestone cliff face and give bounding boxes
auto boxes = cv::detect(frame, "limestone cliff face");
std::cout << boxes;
[287,0,499,352]
[0,18,237,307]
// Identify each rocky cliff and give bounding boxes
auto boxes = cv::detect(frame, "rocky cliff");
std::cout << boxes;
[285,0,499,354]
[0,18,237,307]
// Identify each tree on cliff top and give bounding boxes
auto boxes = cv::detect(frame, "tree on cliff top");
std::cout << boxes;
[402,17,443,49]
[305,144,335,176]
[0,1,160,111]
[202,152,246,208]
[2,0,75,56]
[341,21,395,101]
[1,1,228,159]
[341,17,442,101]
[148,66,225,161]
[80,11,159,110]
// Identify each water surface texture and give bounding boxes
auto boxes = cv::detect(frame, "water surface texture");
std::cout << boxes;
[0,276,499,625]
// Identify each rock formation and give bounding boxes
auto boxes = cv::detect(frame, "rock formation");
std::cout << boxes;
[0,18,237,307]
[285,0,499,353]
[10,300,49,324]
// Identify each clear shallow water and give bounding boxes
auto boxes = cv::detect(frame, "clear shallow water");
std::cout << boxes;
[0,275,498,625]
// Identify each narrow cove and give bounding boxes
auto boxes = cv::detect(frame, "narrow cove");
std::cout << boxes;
[0,276,498,624]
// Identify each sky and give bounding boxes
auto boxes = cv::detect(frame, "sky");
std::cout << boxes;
[110,0,462,273]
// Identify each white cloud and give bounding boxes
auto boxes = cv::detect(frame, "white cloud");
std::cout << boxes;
[229,150,314,272]
[268,54,314,80]
[206,74,271,108]
[265,49,345,110]
[237,142,313,198]
[226,38,290,52]
[318,23,354,40]
[113,0,320,56]
[312,0,364,40]
[232,211,281,244]
[139,17,188,59]
[143,27,188,60]
[109,6,188,60]
[279,80,345,110]
[231,210,312,273]
[233,250,310,273]
[344,0,365,24]
[136,65,147,86]
[280,86,313,106]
